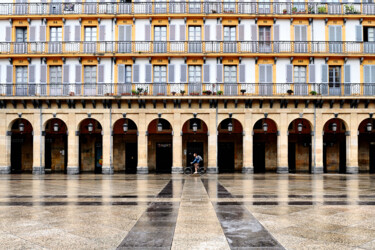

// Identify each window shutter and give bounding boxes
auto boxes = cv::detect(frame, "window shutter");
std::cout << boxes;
[98,64,105,83]
[259,65,265,83]
[5,26,11,42]
[216,25,222,41]
[170,25,176,41]
[356,25,362,42]
[99,25,106,41]
[29,26,36,42]
[251,25,257,41]
[216,64,223,83]
[168,64,175,83]
[75,64,82,83]
[145,64,152,83]
[301,26,307,41]
[344,64,351,84]
[39,65,46,84]
[371,65,375,83]
[125,25,132,41]
[39,25,46,42]
[145,24,151,41]
[133,64,140,83]
[266,65,273,83]
[180,64,187,83]
[364,65,370,83]
[239,64,246,83]
[74,25,81,41]
[63,65,70,84]
[274,25,279,41]
[321,64,328,83]
[238,24,245,41]
[64,25,70,41]
[286,64,293,83]
[309,64,316,83]
[336,26,342,41]
[118,65,125,84]
[329,26,335,41]
[179,25,186,41]
[203,64,210,83]
[118,25,125,41]
[204,25,210,41]
[6,65,12,83]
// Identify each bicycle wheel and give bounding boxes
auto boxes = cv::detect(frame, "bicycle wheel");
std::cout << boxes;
[184,167,193,175]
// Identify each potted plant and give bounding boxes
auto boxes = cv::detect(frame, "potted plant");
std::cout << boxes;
[121,92,131,96]
[180,90,185,96]
[212,9,217,13]
[292,7,297,14]
[240,89,246,95]
[131,90,138,96]
[309,90,317,96]
[308,6,315,14]
[283,9,287,14]
[287,89,294,95]
[157,93,164,96]
[143,87,148,95]
[318,6,326,14]
[344,4,357,14]
[69,92,75,96]
[172,91,176,96]
[203,90,212,95]
[217,90,223,96]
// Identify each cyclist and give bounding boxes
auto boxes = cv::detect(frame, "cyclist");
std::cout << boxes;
[191,153,203,174]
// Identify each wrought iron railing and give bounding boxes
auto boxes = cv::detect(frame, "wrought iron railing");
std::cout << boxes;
[0,41,374,55]
[0,2,374,15]
[1,83,374,97]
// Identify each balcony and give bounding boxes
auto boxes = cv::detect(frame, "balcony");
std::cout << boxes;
[1,83,374,97]
[1,41,375,57]
[0,2,374,16]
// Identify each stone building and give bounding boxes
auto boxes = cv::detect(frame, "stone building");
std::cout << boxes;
[0,0,374,175]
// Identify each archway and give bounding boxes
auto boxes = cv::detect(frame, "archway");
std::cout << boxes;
[217,118,243,173]
[147,118,173,173]
[358,118,375,173]
[113,118,138,174]
[253,118,277,173]
[79,118,102,173]
[323,118,347,173]
[44,118,67,173]
[182,118,208,171]
[288,118,312,173]
[10,118,33,173]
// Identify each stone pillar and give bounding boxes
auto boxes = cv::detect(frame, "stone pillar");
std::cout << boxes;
[33,113,45,174]
[347,131,359,174]
[102,112,113,174]
[67,115,79,174]
[277,114,288,173]
[137,113,148,174]
[242,113,253,173]
[0,116,11,174]
[172,113,183,173]
[312,129,324,174]
[207,113,218,173]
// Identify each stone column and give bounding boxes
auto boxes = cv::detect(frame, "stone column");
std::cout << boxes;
[137,113,148,174]
[242,113,253,173]
[347,131,359,174]
[312,126,324,174]
[0,116,11,174]
[207,113,218,173]
[277,114,288,173]
[102,112,113,174]
[33,113,45,174]
[172,113,183,173]
[67,114,79,174]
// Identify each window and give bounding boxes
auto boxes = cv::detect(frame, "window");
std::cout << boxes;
[329,66,341,88]
[50,66,62,83]
[364,27,375,42]
[153,65,167,83]
[84,26,97,41]
[259,26,271,42]
[16,66,27,83]
[84,66,97,84]
[294,66,306,83]
[188,65,201,83]
[224,26,236,41]
[154,26,167,41]
[189,26,201,41]
[224,65,237,83]
[16,27,27,42]
[50,27,62,42]
[125,65,132,83]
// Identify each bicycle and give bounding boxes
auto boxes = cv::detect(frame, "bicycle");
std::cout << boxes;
[184,164,205,175]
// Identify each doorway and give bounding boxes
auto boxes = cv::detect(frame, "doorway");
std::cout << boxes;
[253,142,266,173]
[95,141,102,174]
[288,142,296,173]
[218,142,235,173]
[125,142,138,174]
[11,135,23,174]
[156,142,172,173]
[186,142,204,168]
[370,142,375,173]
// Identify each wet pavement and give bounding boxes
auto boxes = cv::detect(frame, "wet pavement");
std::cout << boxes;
[1,174,375,249]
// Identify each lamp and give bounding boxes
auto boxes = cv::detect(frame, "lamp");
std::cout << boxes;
[53,123,59,132]
[228,122,233,133]
[297,123,303,133]
[157,122,163,132]
[192,122,198,133]
[263,122,268,133]
[367,122,372,132]
[123,122,128,133]
[19,122,24,132]
[88,122,93,133]
[332,122,337,133]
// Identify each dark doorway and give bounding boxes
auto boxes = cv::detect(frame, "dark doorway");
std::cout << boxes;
[323,143,327,173]
[45,135,68,174]
[288,142,296,173]
[186,142,204,167]
[253,142,265,173]
[45,137,52,172]
[370,142,375,173]
[11,135,23,174]
[339,141,346,173]
[218,142,234,173]
[125,142,138,174]
[95,141,102,174]
[156,142,172,173]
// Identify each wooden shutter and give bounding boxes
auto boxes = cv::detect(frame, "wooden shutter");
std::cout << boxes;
[125,25,132,41]
[204,25,210,41]
[356,25,362,42]
[145,64,152,83]
[133,64,140,83]
[259,65,265,83]
[203,64,210,83]
[336,26,342,41]
[29,26,36,42]
[301,26,307,41]
[39,65,46,84]
[286,64,293,83]
[118,25,125,41]
[75,64,82,83]
[180,64,187,83]
[238,24,245,41]
[28,65,35,83]
[63,65,70,84]
[98,64,105,83]
[344,64,351,84]
[64,25,70,41]
[266,65,273,83]
[216,64,223,82]
[329,26,335,41]
[274,25,279,41]
[5,26,11,42]
[6,65,12,83]
[99,25,106,41]
[239,64,246,83]
[74,25,81,41]
[309,64,316,83]
[39,25,46,42]
[179,25,186,41]
[118,65,125,84]
[321,64,328,83]
[145,24,151,41]
[364,65,370,83]
[168,64,175,83]
[216,25,222,40]
[295,26,301,41]
[251,25,257,41]
[170,25,176,41]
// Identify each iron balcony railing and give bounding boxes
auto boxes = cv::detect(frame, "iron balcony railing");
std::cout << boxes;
[1,83,375,97]
[1,41,375,55]
[1,2,375,16]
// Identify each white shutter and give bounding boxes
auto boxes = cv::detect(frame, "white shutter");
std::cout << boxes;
[286,64,293,83]
[180,64,187,83]
[133,64,140,83]
[204,25,210,41]
[168,64,175,83]
[344,64,351,84]
[239,64,246,83]
[40,65,47,84]
[203,64,210,83]
[216,25,222,40]
[64,25,71,41]
[75,64,82,83]
[321,64,328,83]
[145,64,152,83]
[216,64,223,82]
[29,65,36,83]
[63,65,70,84]
[118,64,125,84]
[169,25,176,41]
[98,64,105,83]
[309,64,316,83]
[179,25,186,41]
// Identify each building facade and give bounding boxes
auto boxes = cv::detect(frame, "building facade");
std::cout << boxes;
[0,0,375,175]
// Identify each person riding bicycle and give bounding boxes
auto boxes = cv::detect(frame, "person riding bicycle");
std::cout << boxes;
[190,153,203,174]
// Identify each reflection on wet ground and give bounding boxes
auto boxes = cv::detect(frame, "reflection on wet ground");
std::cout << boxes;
[1,174,375,249]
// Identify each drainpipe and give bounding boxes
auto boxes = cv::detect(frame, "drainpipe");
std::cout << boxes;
[110,106,113,173]
[216,101,218,173]
[313,103,316,173]
[40,106,43,174]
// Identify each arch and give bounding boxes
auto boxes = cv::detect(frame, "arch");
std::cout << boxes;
[79,118,102,134]
[358,118,375,173]
[288,118,312,134]
[44,118,68,134]
[253,118,278,134]
[10,118,33,134]
[323,118,347,133]
[218,118,243,134]
[358,118,375,133]
[10,118,33,173]
[147,118,173,134]
[182,118,208,134]
[113,118,138,135]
